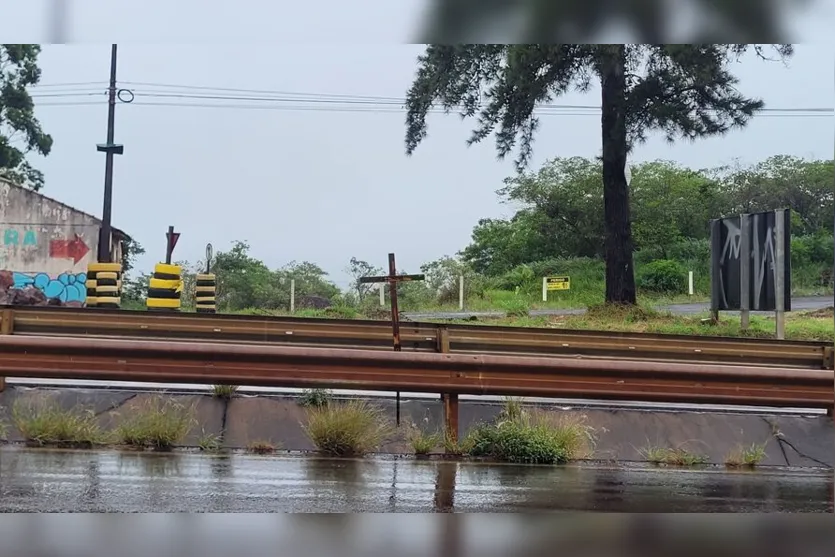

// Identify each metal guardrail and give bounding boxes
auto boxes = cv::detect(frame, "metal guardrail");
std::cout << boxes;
[1,306,831,370]
[0,335,832,408]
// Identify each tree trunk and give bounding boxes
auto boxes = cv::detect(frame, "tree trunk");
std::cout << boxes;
[599,45,637,305]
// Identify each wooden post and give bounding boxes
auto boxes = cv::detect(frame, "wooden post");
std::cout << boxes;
[458,275,464,310]
[542,277,547,302]
[379,282,385,306]
[290,279,295,313]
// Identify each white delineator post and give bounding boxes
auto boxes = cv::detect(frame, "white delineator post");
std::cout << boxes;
[290,279,295,313]
[542,277,547,302]
[458,275,464,310]
[379,282,385,306]
[774,209,786,340]
[688,271,694,296]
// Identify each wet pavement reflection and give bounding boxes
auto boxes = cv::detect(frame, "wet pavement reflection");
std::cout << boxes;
[0,447,831,512]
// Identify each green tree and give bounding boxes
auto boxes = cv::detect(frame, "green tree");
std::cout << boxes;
[212,240,280,310]
[0,45,53,190]
[279,260,340,301]
[345,257,383,303]
[404,44,793,305]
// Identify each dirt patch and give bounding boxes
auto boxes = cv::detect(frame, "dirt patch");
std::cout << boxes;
[804,306,834,319]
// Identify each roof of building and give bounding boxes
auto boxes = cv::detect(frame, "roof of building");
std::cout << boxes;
[0,177,130,240]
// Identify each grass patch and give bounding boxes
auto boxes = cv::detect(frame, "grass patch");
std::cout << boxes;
[407,426,441,455]
[0,413,9,441]
[641,445,709,466]
[303,399,393,457]
[467,409,595,465]
[197,429,223,452]
[211,384,239,399]
[246,440,279,454]
[10,397,107,447]
[114,396,196,450]
[299,388,332,408]
[725,442,768,468]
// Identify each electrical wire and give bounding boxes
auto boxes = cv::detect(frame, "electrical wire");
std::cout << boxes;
[27,80,835,116]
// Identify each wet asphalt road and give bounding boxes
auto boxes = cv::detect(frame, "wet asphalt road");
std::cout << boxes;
[0,448,831,512]
[403,295,832,321]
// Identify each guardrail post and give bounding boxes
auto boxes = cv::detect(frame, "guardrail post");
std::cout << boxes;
[436,326,459,445]
[0,308,13,392]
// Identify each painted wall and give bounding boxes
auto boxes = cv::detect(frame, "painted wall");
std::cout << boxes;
[0,179,123,305]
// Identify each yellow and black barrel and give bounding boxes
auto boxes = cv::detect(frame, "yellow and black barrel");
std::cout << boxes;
[195,273,216,313]
[146,263,182,311]
[86,262,122,309]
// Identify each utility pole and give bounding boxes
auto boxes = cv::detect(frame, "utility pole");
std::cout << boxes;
[48,0,69,43]
[96,44,124,263]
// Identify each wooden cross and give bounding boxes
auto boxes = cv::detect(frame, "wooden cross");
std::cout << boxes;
[359,253,424,425]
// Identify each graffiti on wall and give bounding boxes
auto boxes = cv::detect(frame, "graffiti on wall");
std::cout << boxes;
[3,228,38,246]
[12,271,88,304]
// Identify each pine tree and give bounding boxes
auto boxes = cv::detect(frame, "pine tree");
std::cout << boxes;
[404,44,793,304]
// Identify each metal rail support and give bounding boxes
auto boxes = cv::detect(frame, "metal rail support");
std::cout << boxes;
[0,308,13,392]
[437,326,459,446]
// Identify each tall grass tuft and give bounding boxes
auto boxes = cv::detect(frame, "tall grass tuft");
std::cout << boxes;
[11,396,106,447]
[115,396,196,450]
[303,399,393,457]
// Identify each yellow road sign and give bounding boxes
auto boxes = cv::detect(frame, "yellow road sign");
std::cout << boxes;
[546,276,570,291]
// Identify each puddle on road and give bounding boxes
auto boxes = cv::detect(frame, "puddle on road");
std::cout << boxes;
[0,448,831,512]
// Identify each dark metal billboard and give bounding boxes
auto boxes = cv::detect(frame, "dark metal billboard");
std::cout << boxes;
[709,208,791,312]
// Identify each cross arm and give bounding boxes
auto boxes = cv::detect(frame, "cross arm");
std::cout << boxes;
[359,274,425,284]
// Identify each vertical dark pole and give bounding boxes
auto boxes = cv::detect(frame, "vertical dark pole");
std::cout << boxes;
[96,44,121,263]
[48,0,68,43]
[388,252,401,427]
[165,226,175,264]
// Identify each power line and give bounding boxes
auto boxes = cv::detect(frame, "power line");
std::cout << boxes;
[28,81,833,116]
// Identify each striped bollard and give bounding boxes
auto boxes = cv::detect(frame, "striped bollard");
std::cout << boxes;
[146,263,182,311]
[87,262,122,309]
[195,273,216,313]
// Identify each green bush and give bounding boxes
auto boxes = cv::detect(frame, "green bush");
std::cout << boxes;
[637,259,686,294]
[467,410,595,465]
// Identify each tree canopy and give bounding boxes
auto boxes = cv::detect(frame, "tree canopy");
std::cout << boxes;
[0,45,53,191]
[404,44,793,305]
[461,155,834,276]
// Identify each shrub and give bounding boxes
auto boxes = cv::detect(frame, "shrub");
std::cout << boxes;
[725,442,768,468]
[115,396,196,450]
[247,440,279,454]
[197,430,223,452]
[212,384,239,399]
[299,388,332,408]
[303,399,393,457]
[637,259,686,294]
[641,445,708,466]
[408,426,441,455]
[468,410,595,465]
[11,397,106,447]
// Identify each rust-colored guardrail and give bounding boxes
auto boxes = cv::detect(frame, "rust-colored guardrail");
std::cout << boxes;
[0,335,832,409]
[1,306,832,370]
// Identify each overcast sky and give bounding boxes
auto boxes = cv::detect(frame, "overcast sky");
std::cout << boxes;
[1,6,832,288]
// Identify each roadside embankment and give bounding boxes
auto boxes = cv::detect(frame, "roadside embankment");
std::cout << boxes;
[0,386,831,468]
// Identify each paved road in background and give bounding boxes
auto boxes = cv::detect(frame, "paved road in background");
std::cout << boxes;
[403,295,833,321]
[1,449,830,512]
